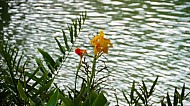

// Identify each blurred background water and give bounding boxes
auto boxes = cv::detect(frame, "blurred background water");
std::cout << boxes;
[1,0,190,105]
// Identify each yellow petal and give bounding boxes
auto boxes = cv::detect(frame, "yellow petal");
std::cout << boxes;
[90,30,112,55]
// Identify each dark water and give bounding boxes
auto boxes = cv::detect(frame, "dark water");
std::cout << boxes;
[1,0,190,105]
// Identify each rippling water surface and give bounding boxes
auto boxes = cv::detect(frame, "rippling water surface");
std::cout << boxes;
[1,0,190,105]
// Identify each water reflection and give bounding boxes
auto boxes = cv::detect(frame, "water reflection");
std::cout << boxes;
[1,0,190,105]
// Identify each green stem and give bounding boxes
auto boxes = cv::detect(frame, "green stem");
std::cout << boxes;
[88,55,97,105]
[89,56,96,87]
[74,59,82,105]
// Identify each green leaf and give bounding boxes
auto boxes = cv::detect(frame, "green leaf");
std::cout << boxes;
[130,81,135,102]
[26,66,40,83]
[17,81,27,100]
[30,71,49,92]
[161,97,166,106]
[77,81,87,99]
[181,83,185,100]
[35,58,46,73]
[54,37,66,55]
[114,92,119,106]
[59,102,67,106]
[69,26,74,44]
[16,53,23,76]
[73,20,77,37]
[135,89,145,104]
[62,29,70,50]
[82,98,89,106]
[90,91,98,104]
[38,48,56,72]
[166,92,172,106]
[55,56,63,68]
[24,82,38,94]
[73,98,82,106]
[78,17,81,31]
[174,88,178,106]
[29,98,36,106]
[122,90,130,105]
[59,94,73,106]
[12,49,18,71]
[142,81,148,97]
[47,89,59,106]
[38,79,54,93]
[185,92,190,100]
[149,76,158,97]
[92,92,107,106]
[82,12,86,24]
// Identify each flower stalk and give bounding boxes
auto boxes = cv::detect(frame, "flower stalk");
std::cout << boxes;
[87,55,97,105]
[74,59,82,97]
[74,30,112,105]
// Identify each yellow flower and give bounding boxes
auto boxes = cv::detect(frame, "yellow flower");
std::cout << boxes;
[90,30,112,55]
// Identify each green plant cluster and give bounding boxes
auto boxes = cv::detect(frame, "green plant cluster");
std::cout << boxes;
[121,77,189,106]
[0,12,189,106]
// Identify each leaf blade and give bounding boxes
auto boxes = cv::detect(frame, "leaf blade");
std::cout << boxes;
[47,89,59,106]
[17,81,27,100]
[62,29,70,50]
[92,92,107,106]
[38,48,56,72]
[149,76,158,97]
[54,37,66,55]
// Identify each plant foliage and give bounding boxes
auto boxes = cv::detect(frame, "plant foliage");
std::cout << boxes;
[0,11,189,106]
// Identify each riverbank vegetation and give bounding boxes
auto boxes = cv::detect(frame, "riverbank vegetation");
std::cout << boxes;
[0,12,189,106]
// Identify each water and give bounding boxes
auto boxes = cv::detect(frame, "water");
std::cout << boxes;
[1,0,190,105]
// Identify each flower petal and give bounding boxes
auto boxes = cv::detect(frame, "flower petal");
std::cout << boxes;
[90,30,112,55]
